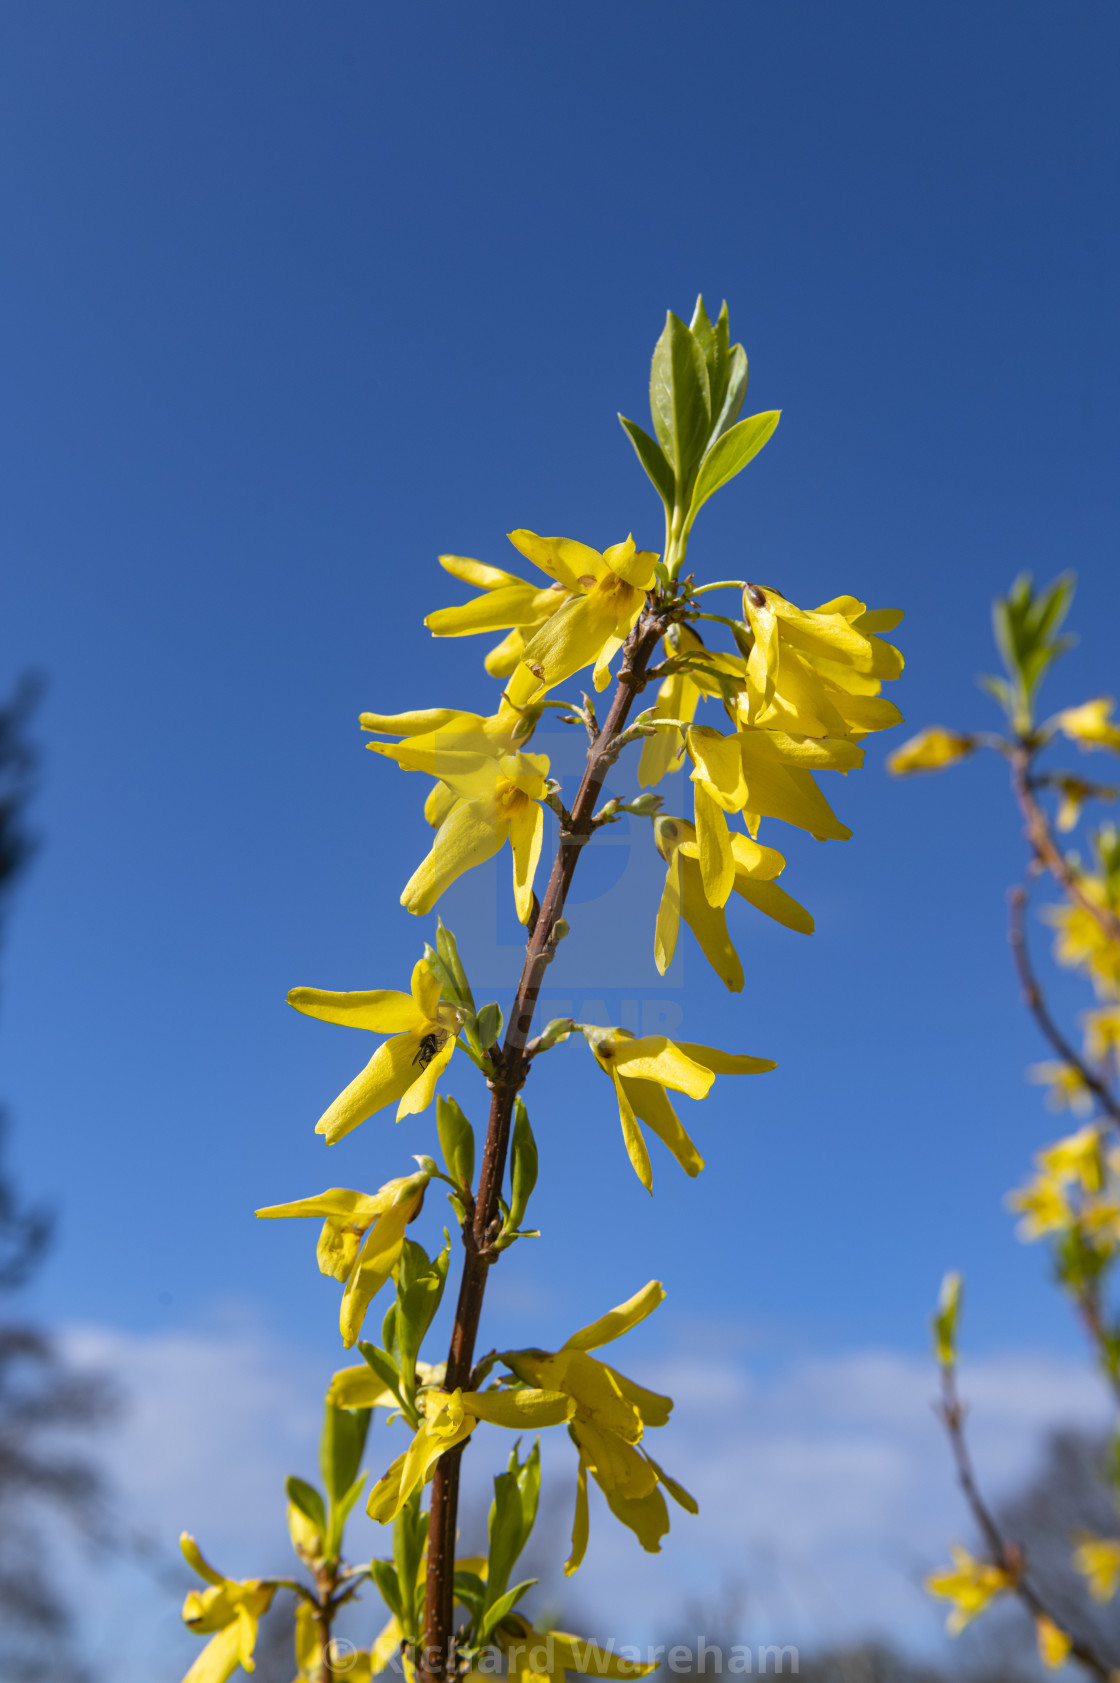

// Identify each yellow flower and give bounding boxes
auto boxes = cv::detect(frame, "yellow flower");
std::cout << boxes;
[327,1358,440,1410]
[1085,1007,1120,1065]
[887,727,977,776]
[1007,1170,1074,1240]
[652,815,812,991]
[179,1533,276,1683]
[293,1603,376,1683]
[502,1281,695,1574]
[256,1170,430,1347]
[361,696,541,830]
[1010,1166,1072,1236]
[383,739,549,924]
[511,531,658,698]
[1029,1062,1094,1117]
[1056,697,1120,754]
[424,552,574,678]
[1038,1124,1104,1190]
[366,1386,573,1525]
[685,725,857,904]
[499,1615,657,1683]
[738,586,904,740]
[1073,1532,1120,1601]
[288,958,461,1143]
[925,1544,1012,1634]
[1043,894,1120,998]
[1035,1615,1072,1669]
[582,1026,776,1191]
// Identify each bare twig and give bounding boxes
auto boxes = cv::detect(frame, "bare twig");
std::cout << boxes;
[938,1362,1112,1677]
[1007,884,1120,1128]
[1011,747,1120,947]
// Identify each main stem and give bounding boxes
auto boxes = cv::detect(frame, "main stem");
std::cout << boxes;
[419,609,669,1680]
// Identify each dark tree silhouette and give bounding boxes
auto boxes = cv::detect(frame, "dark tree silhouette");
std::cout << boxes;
[0,675,115,1683]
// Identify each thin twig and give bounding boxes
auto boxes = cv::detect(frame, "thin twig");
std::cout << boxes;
[938,1362,1112,1677]
[1007,884,1120,1128]
[1011,747,1120,947]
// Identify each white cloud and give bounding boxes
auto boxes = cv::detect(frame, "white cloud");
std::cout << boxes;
[52,1314,1113,1677]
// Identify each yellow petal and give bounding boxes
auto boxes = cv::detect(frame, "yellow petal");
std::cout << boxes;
[638,671,696,787]
[573,1419,659,1498]
[601,1480,670,1554]
[507,530,606,591]
[255,1187,389,1222]
[612,1067,653,1193]
[182,1624,243,1683]
[673,1041,777,1075]
[287,987,420,1033]
[424,780,458,829]
[564,1280,665,1351]
[732,874,814,935]
[623,1076,705,1177]
[401,795,507,916]
[687,727,748,809]
[679,854,744,991]
[462,1387,575,1428]
[601,1367,674,1430]
[426,583,554,637]
[509,799,544,925]
[564,1455,590,1577]
[314,1033,419,1145]
[327,1365,398,1410]
[339,1194,420,1347]
[397,1027,456,1119]
[602,535,658,588]
[439,553,529,590]
[654,847,683,975]
[607,1036,715,1100]
[693,783,735,908]
[181,1533,227,1588]
[518,593,621,696]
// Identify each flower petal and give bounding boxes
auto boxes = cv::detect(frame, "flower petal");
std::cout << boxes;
[314,1033,420,1144]
[622,1076,705,1177]
[288,987,420,1033]
[509,799,544,925]
[401,796,507,916]
[564,1280,665,1351]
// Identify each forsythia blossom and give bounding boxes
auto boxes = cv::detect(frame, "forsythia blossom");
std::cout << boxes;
[925,1545,1014,1634]
[180,1534,276,1683]
[288,959,460,1143]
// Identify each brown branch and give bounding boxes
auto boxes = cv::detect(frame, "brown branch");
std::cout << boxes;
[938,1363,1112,1678]
[1007,883,1120,1129]
[419,608,671,1682]
[1011,747,1120,947]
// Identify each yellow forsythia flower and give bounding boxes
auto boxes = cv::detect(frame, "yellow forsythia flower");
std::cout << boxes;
[256,1170,430,1346]
[288,958,460,1143]
[179,1533,275,1683]
[424,552,574,678]
[1029,1061,1094,1117]
[361,696,540,829]
[653,815,812,992]
[499,1613,657,1683]
[582,1026,775,1192]
[925,1544,1013,1633]
[1039,1123,1104,1190]
[637,624,743,789]
[1035,1614,1072,1669]
[887,726,977,775]
[503,1280,696,1575]
[510,531,658,698]
[1073,1532,1120,1601]
[1056,697,1120,754]
[738,585,904,741]
[1007,1170,1074,1240]
[366,1386,573,1524]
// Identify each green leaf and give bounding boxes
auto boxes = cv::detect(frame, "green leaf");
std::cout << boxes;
[476,1002,504,1051]
[991,571,1077,729]
[436,919,476,1015]
[436,1094,475,1190]
[689,296,731,425]
[285,1475,327,1536]
[649,312,711,497]
[710,342,749,442]
[508,1098,538,1232]
[684,410,780,535]
[358,1342,409,1416]
[478,1578,537,1643]
[371,1558,404,1622]
[319,1401,371,1505]
[619,415,675,515]
[395,1236,450,1403]
[484,1438,542,1612]
[453,1569,486,1618]
[393,1490,429,1641]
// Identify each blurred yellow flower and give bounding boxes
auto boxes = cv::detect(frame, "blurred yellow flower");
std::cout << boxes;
[887,727,976,775]
[1073,1532,1120,1601]
[1056,697,1120,754]
[926,1545,1012,1634]
[1035,1615,1072,1669]
[179,1533,276,1683]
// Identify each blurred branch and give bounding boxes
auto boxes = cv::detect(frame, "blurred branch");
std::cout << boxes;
[1011,747,1120,948]
[938,1361,1112,1678]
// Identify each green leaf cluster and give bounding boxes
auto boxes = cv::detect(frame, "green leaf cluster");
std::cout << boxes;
[982,571,1076,733]
[619,297,779,573]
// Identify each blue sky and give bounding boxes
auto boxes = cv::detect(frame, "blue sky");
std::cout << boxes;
[1,0,1118,1657]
